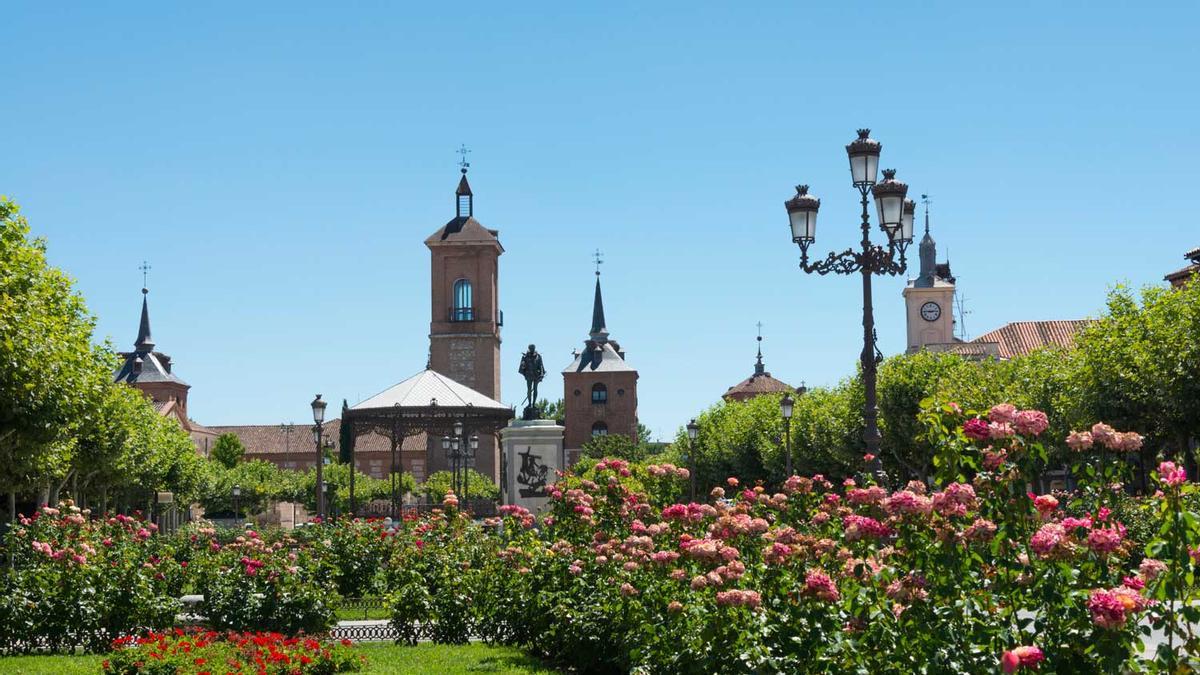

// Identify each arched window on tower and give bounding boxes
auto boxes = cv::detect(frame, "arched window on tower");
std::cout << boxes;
[591,383,608,404]
[591,421,608,437]
[452,279,473,321]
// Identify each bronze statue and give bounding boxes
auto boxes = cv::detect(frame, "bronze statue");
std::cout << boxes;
[518,344,545,420]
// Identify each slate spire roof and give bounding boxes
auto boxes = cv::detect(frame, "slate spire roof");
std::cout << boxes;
[135,287,155,352]
[113,286,187,386]
[590,276,609,341]
[565,269,634,374]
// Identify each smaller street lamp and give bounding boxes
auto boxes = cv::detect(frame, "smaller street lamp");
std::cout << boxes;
[232,484,242,522]
[465,434,479,504]
[780,394,795,478]
[686,419,699,502]
[441,435,454,497]
[311,394,328,521]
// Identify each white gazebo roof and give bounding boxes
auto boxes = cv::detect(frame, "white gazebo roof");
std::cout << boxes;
[351,369,509,411]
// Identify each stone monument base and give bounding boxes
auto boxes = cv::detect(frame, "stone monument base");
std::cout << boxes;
[499,419,565,513]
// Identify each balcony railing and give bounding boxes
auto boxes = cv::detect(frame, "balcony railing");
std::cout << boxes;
[448,307,504,325]
[449,307,475,322]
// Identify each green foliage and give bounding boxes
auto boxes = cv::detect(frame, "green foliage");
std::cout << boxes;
[198,459,298,517]
[210,433,246,469]
[581,433,646,462]
[1073,280,1200,460]
[675,388,860,493]
[0,197,107,499]
[420,470,498,501]
[531,398,563,423]
[0,198,205,512]
[288,462,413,515]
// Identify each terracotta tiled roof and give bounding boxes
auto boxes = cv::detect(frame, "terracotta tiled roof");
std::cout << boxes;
[205,420,426,456]
[723,372,795,402]
[967,320,1093,360]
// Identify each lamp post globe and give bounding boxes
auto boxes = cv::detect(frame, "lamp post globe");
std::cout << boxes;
[785,185,820,245]
[901,198,916,244]
[310,395,327,425]
[871,169,909,242]
[845,128,882,188]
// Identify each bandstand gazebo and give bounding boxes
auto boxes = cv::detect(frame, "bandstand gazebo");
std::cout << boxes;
[342,369,514,517]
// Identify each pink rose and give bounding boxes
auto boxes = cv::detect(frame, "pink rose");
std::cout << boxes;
[1158,461,1187,487]
[963,418,990,441]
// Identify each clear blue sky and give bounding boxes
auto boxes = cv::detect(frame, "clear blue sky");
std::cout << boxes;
[3,2,1197,440]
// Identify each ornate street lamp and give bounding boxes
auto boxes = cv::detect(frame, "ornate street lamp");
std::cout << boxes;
[441,435,454,497]
[780,393,794,478]
[686,419,699,501]
[311,394,327,521]
[232,484,241,522]
[784,129,915,484]
[466,434,479,504]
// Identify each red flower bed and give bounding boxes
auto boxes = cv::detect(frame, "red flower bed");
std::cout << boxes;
[101,628,364,675]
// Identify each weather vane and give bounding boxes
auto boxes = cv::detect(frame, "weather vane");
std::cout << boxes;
[457,144,471,174]
[138,260,151,290]
[921,194,933,234]
[593,249,604,276]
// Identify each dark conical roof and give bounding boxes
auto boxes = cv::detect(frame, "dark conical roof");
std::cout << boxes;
[135,288,155,352]
[590,276,608,341]
[456,173,473,196]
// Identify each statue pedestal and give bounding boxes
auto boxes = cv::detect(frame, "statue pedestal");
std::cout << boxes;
[499,419,565,513]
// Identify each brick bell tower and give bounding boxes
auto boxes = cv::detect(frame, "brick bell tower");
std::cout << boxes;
[425,164,503,398]
[562,261,638,464]
[424,161,504,482]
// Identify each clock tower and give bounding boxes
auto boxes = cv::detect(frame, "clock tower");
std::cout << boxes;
[902,207,956,352]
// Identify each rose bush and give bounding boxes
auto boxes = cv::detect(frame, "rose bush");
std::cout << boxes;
[0,503,183,653]
[185,527,338,635]
[385,406,1199,673]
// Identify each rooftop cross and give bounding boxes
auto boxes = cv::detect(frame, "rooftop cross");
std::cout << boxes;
[593,249,604,277]
[139,260,151,291]
[457,144,471,174]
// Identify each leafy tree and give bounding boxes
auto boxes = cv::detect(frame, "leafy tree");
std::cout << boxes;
[294,462,415,515]
[1073,281,1200,467]
[581,434,646,462]
[211,433,246,469]
[420,470,499,502]
[198,459,294,517]
[0,198,106,511]
[532,398,564,423]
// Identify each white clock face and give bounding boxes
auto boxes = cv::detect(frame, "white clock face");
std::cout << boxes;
[920,301,941,322]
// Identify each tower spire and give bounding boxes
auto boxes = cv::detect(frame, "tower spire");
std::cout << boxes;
[135,287,155,353]
[590,277,609,341]
[754,322,765,375]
